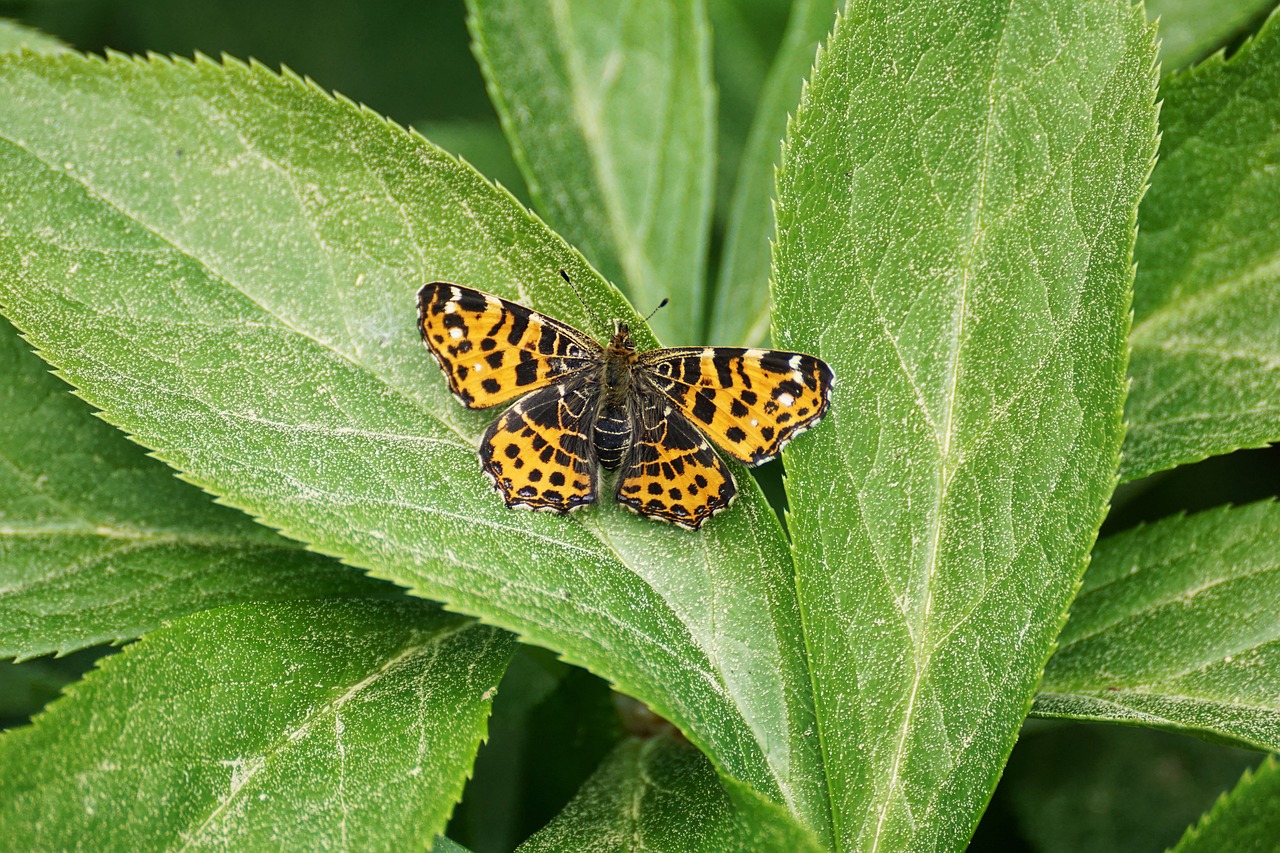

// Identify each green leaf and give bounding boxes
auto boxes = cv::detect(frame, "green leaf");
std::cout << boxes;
[1124,9,1280,482]
[1003,724,1261,853]
[1147,0,1277,72]
[710,0,839,347]
[0,19,69,54]
[448,649,622,852]
[0,599,512,850]
[517,733,824,853]
[1034,501,1280,753]
[1175,754,1280,852]
[772,2,1158,849]
[0,52,826,836]
[0,315,389,660]
[414,117,530,205]
[467,0,716,344]
[706,0,791,236]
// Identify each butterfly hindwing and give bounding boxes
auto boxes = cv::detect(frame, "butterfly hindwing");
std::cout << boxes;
[615,395,736,529]
[639,347,834,465]
[479,374,601,513]
[418,282,599,409]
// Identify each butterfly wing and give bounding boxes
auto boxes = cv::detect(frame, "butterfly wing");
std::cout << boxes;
[418,282,601,409]
[479,373,601,513]
[615,393,736,529]
[638,347,834,465]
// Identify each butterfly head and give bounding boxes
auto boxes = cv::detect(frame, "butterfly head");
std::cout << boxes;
[607,321,636,356]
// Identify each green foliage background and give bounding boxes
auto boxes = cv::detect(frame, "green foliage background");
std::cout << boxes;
[1,1,1278,851]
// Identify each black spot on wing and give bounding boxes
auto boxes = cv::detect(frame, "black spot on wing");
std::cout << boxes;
[515,352,540,386]
[774,379,805,399]
[455,290,490,313]
[758,351,792,374]
[714,357,735,388]
[691,389,716,425]
[506,309,529,346]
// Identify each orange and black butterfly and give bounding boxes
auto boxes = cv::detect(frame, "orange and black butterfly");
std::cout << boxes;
[417,281,834,529]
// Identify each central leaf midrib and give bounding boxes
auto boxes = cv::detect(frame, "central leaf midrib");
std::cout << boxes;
[866,3,1010,847]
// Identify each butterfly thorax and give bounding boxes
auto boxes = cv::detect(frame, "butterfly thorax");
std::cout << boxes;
[600,323,638,402]
[594,322,640,470]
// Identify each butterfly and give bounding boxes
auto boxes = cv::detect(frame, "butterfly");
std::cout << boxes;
[417,281,835,529]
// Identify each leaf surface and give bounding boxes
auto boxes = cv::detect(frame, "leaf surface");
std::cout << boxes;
[0,52,826,835]
[1124,9,1280,482]
[772,2,1158,849]
[414,118,530,205]
[0,19,68,54]
[467,0,715,344]
[517,733,824,853]
[0,599,512,850]
[0,316,387,659]
[1034,501,1280,753]
[710,0,839,346]
[707,0,791,236]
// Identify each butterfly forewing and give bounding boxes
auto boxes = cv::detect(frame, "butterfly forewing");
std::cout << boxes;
[615,396,736,529]
[479,374,601,513]
[639,347,834,465]
[418,282,599,409]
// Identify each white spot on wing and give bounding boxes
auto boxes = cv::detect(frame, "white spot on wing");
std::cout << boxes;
[778,393,795,407]
[449,327,463,339]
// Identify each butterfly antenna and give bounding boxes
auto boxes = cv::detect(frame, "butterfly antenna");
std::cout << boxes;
[641,297,670,325]
[558,269,608,335]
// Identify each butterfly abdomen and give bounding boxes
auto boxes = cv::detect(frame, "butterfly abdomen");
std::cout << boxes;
[593,405,632,471]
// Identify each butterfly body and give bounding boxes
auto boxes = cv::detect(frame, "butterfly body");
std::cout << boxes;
[418,282,834,529]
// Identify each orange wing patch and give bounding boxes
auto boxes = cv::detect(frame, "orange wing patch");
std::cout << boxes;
[479,378,600,513]
[615,404,736,529]
[640,347,834,465]
[418,282,598,409]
